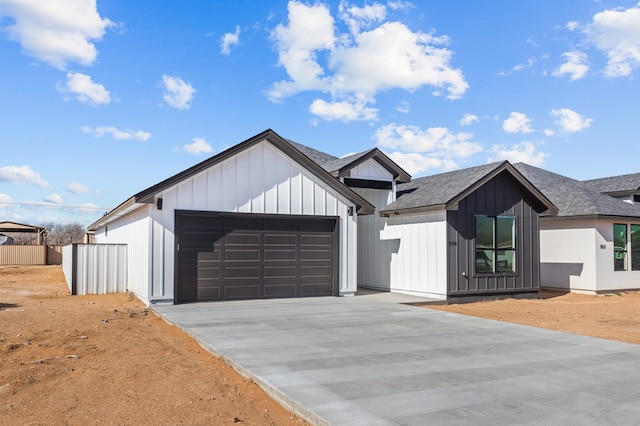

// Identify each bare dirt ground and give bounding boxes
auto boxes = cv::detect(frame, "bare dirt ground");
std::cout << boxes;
[0,265,308,425]
[426,290,640,345]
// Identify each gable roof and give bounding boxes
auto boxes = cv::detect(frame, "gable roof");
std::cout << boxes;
[581,172,640,197]
[88,129,375,231]
[514,163,640,219]
[0,221,45,233]
[288,141,411,183]
[380,161,557,216]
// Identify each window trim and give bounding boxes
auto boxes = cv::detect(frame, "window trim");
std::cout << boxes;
[614,223,628,271]
[474,214,518,276]
[631,224,640,271]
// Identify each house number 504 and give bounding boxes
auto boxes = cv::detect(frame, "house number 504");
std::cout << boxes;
[449,241,457,246]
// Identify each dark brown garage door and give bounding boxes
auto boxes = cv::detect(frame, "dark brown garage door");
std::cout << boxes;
[175,211,338,303]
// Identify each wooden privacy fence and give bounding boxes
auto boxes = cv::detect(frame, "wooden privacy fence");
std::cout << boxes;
[62,244,128,295]
[0,245,63,266]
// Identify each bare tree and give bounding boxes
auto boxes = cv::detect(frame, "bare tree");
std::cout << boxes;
[40,222,86,245]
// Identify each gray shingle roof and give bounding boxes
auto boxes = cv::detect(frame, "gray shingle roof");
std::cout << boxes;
[319,150,376,174]
[380,161,556,214]
[581,173,640,196]
[514,163,640,218]
[286,139,338,166]
[380,161,515,213]
[286,140,411,182]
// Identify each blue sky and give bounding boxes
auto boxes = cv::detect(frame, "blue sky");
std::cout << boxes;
[1,0,639,226]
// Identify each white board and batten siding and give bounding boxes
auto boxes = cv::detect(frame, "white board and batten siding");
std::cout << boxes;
[354,182,448,298]
[98,140,359,304]
[349,159,393,181]
[540,219,640,293]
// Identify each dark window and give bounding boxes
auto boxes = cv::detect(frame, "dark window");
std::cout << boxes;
[631,224,640,271]
[614,223,627,271]
[634,194,640,202]
[475,215,516,274]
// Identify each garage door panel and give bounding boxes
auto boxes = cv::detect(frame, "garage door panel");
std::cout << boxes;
[224,249,260,261]
[224,284,261,299]
[224,266,260,279]
[264,249,297,261]
[225,233,260,245]
[264,283,297,297]
[300,282,333,296]
[197,266,220,279]
[264,265,297,278]
[300,249,332,260]
[300,265,332,277]
[300,234,332,246]
[264,234,296,245]
[176,212,336,303]
[197,285,221,301]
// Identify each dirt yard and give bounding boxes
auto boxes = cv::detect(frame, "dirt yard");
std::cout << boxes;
[2,268,639,425]
[0,265,308,425]
[426,290,640,345]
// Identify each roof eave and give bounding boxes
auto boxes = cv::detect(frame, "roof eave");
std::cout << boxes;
[379,204,447,217]
[87,196,148,231]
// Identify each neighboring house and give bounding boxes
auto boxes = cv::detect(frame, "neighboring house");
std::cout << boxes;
[514,164,640,294]
[581,173,640,204]
[88,129,557,304]
[375,162,557,301]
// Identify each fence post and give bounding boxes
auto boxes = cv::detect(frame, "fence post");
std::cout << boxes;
[71,243,78,296]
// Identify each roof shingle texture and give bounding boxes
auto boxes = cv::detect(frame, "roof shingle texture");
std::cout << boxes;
[514,163,640,217]
[380,162,506,212]
[581,173,640,194]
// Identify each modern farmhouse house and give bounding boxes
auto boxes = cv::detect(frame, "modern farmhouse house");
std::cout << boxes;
[88,129,558,305]
[515,164,640,294]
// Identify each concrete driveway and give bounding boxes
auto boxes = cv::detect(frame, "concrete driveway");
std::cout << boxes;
[154,296,640,425]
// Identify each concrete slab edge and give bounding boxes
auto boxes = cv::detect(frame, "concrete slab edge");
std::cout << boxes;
[152,308,330,426]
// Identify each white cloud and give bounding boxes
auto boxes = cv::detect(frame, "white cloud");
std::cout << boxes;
[268,1,468,120]
[44,193,63,204]
[220,25,240,55]
[387,1,415,12]
[82,125,151,141]
[552,51,589,81]
[0,165,47,187]
[386,151,456,175]
[183,137,213,154]
[0,0,113,69]
[161,75,196,109]
[338,1,387,34]
[543,128,555,136]
[269,1,336,100]
[375,123,482,165]
[395,101,410,114]
[66,182,90,194]
[309,98,378,122]
[459,113,478,126]
[566,21,579,31]
[489,141,548,166]
[0,193,13,208]
[57,72,111,105]
[503,112,533,134]
[513,57,536,72]
[550,108,593,132]
[585,3,640,77]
